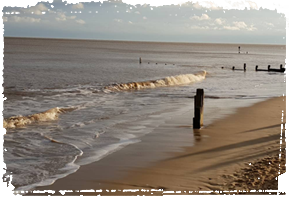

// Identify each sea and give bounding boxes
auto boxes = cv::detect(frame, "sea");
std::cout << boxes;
[2,37,286,191]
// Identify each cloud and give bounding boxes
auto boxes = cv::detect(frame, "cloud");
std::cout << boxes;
[11,10,19,14]
[114,19,123,23]
[215,18,225,25]
[247,1,258,10]
[3,16,8,22]
[177,0,222,10]
[103,0,123,3]
[223,25,240,31]
[246,25,257,31]
[191,2,221,10]
[72,3,84,10]
[76,19,85,24]
[176,0,259,10]
[55,13,76,21]
[176,1,188,6]
[135,11,140,14]
[223,21,257,31]
[128,21,133,24]
[224,1,242,9]
[190,14,210,21]
[265,22,274,27]
[190,25,210,30]
[233,21,247,29]
[23,3,48,15]
[55,13,66,21]
[143,16,147,20]
[8,16,41,23]
[229,0,259,10]
[69,16,77,20]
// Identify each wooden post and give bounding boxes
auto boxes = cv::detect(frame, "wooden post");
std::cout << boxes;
[244,63,246,71]
[268,65,271,71]
[232,66,235,70]
[139,57,142,64]
[280,64,283,69]
[238,46,240,54]
[255,65,258,71]
[193,89,204,129]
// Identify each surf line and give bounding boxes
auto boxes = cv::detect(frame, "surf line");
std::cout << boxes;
[104,71,207,92]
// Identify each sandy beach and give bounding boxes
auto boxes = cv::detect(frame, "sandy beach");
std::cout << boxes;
[24,96,286,196]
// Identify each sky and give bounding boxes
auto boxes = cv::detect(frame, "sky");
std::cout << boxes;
[1,0,287,44]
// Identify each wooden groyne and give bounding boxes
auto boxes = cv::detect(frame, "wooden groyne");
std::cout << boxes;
[138,58,177,66]
[255,64,285,73]
[193,89,204,129]
[230,63,285,73]
[232,63,246,71]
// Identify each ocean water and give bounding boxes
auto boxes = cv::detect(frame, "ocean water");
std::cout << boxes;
[3,37,285,191]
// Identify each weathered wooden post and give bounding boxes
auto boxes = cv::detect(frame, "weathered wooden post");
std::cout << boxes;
[193,89,204,129]
[244,63,246,71]
[238,46,240,54]
[232,66,235,70]
[280,64,283,70]
[139,57,142,64]
[255,65,258,71]
[268,65,271,71]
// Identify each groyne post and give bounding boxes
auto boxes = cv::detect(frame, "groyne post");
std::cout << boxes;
[232,66,235,70]
[268,65,271,71]
[193,89,204,129]
[255,65,258,71]
[139,57,142,64]
[244,63,246,71]
[280,64,283,69]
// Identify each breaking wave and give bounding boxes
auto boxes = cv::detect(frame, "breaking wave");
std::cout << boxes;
[4,71,206,129]
[3,107,78,129]
[104,71,207,92]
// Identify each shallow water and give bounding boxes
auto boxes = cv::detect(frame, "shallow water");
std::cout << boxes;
[3,37,285,191]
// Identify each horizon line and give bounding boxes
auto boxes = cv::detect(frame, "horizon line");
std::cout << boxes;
[4,36,286,46]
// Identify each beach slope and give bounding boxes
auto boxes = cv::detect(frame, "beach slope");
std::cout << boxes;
[27,96,286,195]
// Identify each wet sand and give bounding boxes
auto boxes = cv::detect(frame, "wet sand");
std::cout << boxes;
[25,96,286,196]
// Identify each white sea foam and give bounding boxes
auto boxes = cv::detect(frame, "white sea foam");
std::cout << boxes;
[3,107,78,129]
[104,71,207,92]
[15,145,83,192]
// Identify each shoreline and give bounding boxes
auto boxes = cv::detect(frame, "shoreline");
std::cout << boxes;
[23,96,285,195]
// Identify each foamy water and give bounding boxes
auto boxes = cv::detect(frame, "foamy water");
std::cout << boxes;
[3,107,78,129]
[104,71,206,91]
[3,38,285,191]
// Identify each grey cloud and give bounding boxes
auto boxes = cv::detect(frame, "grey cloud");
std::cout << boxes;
[103,0,124,3]
[21,3,48,15]
[72,3,84,10]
